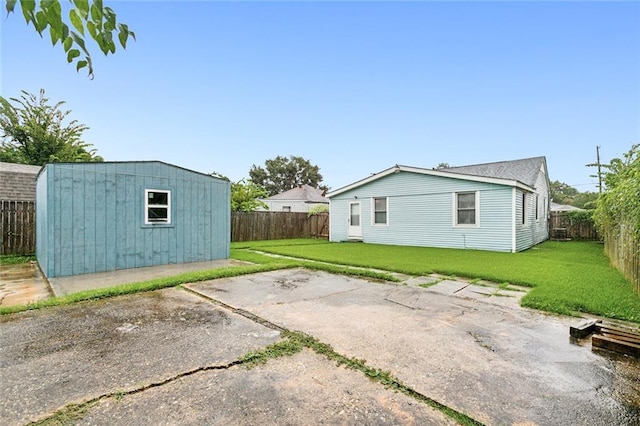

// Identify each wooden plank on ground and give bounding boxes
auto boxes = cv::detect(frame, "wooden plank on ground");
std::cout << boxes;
[596,327,640,345]
[570,319,600,338]
[592,334,640,357]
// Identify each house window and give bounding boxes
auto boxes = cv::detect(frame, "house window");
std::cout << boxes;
[535,194,539,221]
[282,206,291,212]
[455,192,477,226]
[522,193,526,225]
[373,197,388,225]
[145,189,171,224]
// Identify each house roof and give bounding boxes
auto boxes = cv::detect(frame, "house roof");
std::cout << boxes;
[550,202,584,212]
[439,156,546,188]
[0,162,42,174]
[0,162,42,201]
[327,156,547,198]
[266,184,329,203]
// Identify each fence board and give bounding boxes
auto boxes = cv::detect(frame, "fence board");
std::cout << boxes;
[605,225,640,296]
[231,211,329,242]
[548,212,599,240]
[0,200,36,255]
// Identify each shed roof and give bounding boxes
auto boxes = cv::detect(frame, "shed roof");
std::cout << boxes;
[36,161,223,181]
[327,156,546,198]
[267,184,328,203]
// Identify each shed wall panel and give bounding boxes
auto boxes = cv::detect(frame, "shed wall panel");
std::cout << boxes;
[37,162,229,278]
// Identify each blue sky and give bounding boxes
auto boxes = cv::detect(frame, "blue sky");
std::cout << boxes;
[1,1,639,192]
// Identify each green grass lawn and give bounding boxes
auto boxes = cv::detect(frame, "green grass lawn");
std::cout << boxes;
[0,254,36,264]
[231,239,640,323]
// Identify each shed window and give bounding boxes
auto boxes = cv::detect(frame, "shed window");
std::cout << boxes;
[373,197,388,225]
[282,206,291,212]
[455,192,477,226]
[145,189,171,224]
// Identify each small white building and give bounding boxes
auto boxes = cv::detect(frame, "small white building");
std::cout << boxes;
[260,184,329,213]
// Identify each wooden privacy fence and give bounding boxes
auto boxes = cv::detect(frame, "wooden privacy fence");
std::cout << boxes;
[231,211,329,242]
[548,212,599,240]
[604,225,640,296]
[0,200,36,255]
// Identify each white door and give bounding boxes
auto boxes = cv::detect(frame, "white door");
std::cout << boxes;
[348,202,362,239]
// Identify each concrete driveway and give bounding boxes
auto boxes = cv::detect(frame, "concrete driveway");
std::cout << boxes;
[1,268,639,425]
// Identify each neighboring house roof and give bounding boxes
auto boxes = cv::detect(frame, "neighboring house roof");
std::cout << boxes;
[550,202,584,212]
[266,184,329,203]
[0,162,42,174]
[0,162,42,201]
[328,156,546,198]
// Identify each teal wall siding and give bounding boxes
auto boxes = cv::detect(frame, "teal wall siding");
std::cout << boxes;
[329,171,514,252]
[36,162,230,278]
[35,167,49,272]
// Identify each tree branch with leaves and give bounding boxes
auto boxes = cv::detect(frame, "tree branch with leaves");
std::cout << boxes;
[0,89,102,165]
[5,0,135,78]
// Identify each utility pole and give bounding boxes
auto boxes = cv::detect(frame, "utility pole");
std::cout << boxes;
[587,145,603,193]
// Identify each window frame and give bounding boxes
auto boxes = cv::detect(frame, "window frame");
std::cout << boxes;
[145,189,171,225]
[521,192,527,225]
[453,191,479,228]
[372,196,388,226]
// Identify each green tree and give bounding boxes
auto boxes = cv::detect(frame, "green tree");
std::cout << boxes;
[209,172,269,212]
[550,180,579,204]
[0,89,103,165]
[249,155,327,196]
[5,0,135,78]
[594,144,640,240]
[231,179,269,212]
[572,191,599,210]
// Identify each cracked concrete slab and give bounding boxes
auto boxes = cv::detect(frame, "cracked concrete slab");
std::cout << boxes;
[426,279,469,295]
[0,288,281,425]
[77,349,454,425]
[190,268,640,425]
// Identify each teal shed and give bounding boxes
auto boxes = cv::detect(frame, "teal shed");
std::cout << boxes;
[36,161,230,278]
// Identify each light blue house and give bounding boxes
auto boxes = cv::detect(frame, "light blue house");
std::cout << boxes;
[36,161,230,278]
[327,157,550,252]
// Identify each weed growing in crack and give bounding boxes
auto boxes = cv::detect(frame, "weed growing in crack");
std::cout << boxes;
[238,338,305,368]
[275,331,483,426]
[29,401,97,426]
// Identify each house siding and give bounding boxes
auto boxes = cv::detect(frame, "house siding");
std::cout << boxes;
[515,164,550,251]
[330,171,514,252]
[37,162,230,278]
